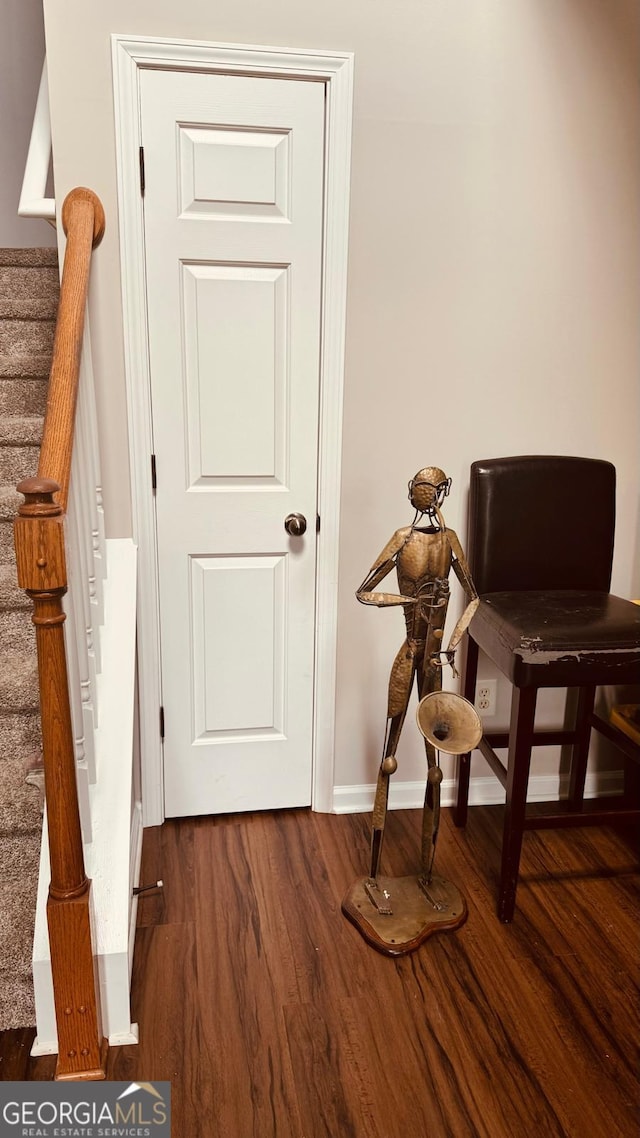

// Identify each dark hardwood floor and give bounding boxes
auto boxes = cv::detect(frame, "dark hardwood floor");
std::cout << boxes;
[1,806,638,1137]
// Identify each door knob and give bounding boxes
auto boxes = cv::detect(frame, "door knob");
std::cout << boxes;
[284,512,307,536]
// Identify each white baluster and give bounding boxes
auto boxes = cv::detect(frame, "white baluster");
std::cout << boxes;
[71,451,101,680]
[70,415,102,677]
[63,527,95,844]
[75,760,93,847]
[66,481,99,729]
[77,327,105,627]
[80,314,106,592]
[62,581,96,782]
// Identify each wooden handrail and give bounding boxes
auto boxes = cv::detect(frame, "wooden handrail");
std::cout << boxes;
[13,188,107,1081]
[39,189,105,510]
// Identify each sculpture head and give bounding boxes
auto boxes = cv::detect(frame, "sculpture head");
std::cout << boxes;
[408,467,452,513]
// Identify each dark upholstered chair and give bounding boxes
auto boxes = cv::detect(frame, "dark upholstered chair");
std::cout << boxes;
[454,456,640,922]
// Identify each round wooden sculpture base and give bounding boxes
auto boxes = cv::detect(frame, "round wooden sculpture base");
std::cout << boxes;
[342,874,467,956]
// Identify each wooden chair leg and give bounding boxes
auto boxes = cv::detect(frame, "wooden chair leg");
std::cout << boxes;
[454,637,480,828]
[623,756,640,808]
[567,685,596,810]
[499,686,537,923]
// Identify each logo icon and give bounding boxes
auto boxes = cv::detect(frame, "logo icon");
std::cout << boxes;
[118,1082,166,1101]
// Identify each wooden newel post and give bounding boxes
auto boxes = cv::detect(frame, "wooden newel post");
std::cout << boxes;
[14,478,107,1081]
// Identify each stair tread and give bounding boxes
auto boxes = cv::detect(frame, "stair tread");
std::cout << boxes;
[0,608,36,652]
[0,563,28,609]
[0,248,58,267]
[0,378,48,420]
[0,297,57,321]
[0,416,43,447]
[0,353,51,378]
[0,484,21,514]
[0,266,59,303]
[0,651,39,711]
[0,324,55,359]
[0,755,42,834]
[0,447,40,488]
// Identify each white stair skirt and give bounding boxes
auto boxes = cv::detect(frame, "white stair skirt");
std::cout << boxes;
[31,539,140,1054]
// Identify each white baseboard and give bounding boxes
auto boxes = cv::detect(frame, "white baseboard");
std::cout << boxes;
[332,768,625,814]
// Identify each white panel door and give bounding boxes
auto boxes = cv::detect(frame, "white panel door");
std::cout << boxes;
[139,69,325,817]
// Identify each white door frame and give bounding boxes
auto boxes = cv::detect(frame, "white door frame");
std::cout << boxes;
[112,35,353,826]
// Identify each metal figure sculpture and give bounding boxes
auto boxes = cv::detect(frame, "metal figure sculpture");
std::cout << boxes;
[342,467,481,954]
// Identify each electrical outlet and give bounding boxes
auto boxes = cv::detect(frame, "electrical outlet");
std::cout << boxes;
[475,679,497,716]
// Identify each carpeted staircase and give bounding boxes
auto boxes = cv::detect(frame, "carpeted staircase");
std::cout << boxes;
[0,247,59,1030]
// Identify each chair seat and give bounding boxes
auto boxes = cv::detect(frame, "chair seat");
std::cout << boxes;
[470,590,640,687]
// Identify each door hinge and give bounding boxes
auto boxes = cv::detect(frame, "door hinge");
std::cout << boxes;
[316,514,321,533]
[160,706,165,739]
[151,453,157,492]
[139,146,145,195]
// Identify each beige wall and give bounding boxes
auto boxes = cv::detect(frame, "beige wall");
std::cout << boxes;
[0,0,56,247]
[43,0,640,791]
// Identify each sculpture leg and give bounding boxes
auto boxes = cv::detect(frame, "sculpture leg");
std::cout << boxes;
[369,712,408,881]
[368,641,417,881]
[417,603,448,881]
[418,664,443,881]
[420,746,443,881]
[416,662,458,909]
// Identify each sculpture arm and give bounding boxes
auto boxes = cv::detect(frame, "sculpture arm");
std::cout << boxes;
[356,528,418,608]
[444,527,479,653]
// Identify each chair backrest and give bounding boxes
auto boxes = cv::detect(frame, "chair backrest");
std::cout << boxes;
[468,456,615,594]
